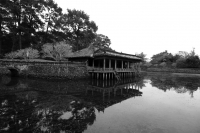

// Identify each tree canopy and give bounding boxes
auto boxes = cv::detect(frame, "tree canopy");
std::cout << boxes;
[149,48,200,68]
[0,0,107,56]
[60,9,98,51]
[136,52,148,62]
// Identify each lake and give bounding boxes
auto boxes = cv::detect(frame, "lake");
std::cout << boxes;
[0,73,200,133]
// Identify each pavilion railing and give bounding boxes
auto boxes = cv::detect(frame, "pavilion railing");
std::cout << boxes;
[87,67,138,72]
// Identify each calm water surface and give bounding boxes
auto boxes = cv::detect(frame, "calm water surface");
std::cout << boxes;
[0,73,200,133]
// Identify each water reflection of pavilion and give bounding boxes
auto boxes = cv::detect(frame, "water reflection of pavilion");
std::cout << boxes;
[79,79,143,112]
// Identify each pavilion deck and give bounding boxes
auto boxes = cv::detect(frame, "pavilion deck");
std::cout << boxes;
[87,67,140,80]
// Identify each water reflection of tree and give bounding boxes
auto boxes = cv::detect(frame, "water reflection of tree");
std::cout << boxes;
[0,94,39,132]
[34,94,96,133]
[149,74,200,97]
[134,77,147,90]
[0,92,96,133]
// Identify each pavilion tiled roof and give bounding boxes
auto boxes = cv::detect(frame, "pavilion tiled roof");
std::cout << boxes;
[67,45,142,61]
[69,45,96,58]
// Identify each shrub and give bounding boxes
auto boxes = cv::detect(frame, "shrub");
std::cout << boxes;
[171,63,176,68]
[159,62,167,67]
[185,56,200,68]
[176,58,187,68]
[4,48,39,59]
[144,62,152,67]
[153,64,158,67]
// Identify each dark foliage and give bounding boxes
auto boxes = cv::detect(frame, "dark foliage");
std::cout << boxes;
[0,0,101,55]
[150,49,200,68]
[185,56,200,68]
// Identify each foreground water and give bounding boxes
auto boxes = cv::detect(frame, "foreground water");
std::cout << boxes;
[0,73,200,133]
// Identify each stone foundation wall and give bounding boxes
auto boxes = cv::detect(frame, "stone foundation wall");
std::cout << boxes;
[0,61,89,79]
[0,67,10,75]
[26,64,89,79]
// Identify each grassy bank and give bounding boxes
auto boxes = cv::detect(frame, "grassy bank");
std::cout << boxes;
[146,67,200,74]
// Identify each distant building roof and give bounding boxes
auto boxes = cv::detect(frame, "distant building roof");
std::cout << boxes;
[67,45,142,61]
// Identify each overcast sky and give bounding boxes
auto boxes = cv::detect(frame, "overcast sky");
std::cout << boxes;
[55,0,200,59]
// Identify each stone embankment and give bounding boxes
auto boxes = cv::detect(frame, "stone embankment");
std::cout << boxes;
[0,60,89,79]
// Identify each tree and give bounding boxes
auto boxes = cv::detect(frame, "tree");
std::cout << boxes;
[177,51,189,59]
[0,0,45,51]
[39,0,63,43]
[19,0,44,47]
[61,9,98,51]
[136,52,148,62]
[151,50,173,64]
[92,34,111,48]
[41,41,72,60]
[0,0,14,53]
[0,0,102,56]
[0,0,10,54]
[185,56,200,68]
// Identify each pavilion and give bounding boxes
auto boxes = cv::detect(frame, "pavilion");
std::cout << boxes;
[67,45,142,80]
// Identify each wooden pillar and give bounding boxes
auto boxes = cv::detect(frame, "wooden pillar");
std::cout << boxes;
[93,59,94,68]
[114,89,116,97]
[122,60,123,69]
[103,73,105,80]
[98,60,100,68]
[138,62,141,71]
[135,63,137,70]
[103,58,106,70]
[103,90,105,101]
[115,60,117,69]
[128,62,130,69]
[109,59,111,69]
[87,60,89,66]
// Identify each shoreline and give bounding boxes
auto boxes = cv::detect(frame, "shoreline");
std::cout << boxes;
[144,67,200,77]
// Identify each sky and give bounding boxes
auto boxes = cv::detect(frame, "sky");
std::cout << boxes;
[55,0,200,59]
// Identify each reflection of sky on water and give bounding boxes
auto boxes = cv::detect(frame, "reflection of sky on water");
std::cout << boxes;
[0,73,200,133]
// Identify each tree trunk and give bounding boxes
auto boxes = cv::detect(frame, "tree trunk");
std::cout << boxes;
[18,1,22,49]
[12,35,16,52]
[45,17,50,43]
[19,31,22,49]
[18,17,22,49]
[0,16,2,55]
